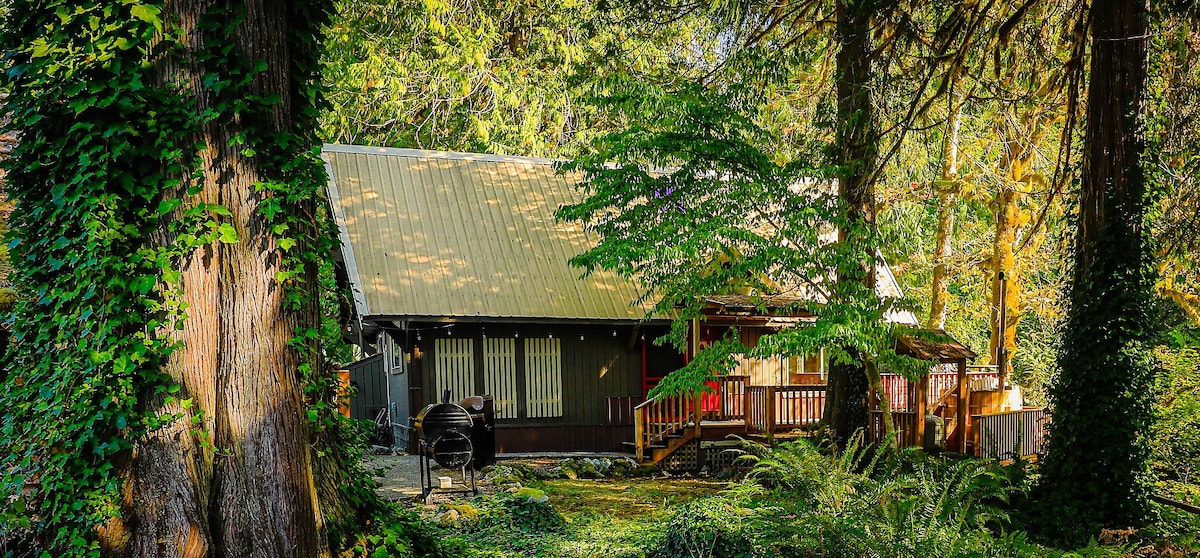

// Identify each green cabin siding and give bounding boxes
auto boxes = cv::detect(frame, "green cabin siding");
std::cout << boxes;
[407,322,682,428]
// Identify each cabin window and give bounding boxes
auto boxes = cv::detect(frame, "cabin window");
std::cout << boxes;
[524,338,563,418]
[434,338,475,403]
[799,348,827,381]
[384,333,406,374]
[483,338,518,419]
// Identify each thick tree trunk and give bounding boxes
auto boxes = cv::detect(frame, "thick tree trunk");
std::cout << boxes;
[98,3,325,556]
[823,0,880,448]
[1037,0,1155,538]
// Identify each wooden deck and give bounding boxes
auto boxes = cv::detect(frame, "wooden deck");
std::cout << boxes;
[627,369,1047,465]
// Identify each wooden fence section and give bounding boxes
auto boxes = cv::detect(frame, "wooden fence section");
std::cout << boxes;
[483,338,518,419]
[605,395,642,426]
[434,338,475,404]
[868,410,920,447]
[973,408,1047,460]
[745,385,826,438]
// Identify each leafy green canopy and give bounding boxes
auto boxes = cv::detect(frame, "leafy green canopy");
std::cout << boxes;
[320,0,716,157]
[557,69,929,396]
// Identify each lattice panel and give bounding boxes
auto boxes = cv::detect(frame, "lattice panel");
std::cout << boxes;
[661,439,700,472]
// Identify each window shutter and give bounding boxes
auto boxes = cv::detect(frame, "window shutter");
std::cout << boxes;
[483,338,518,419]
[524,338,563,418]
[434,338,475,403]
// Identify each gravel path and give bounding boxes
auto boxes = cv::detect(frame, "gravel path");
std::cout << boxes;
[365,454,426,500]
[365,452,634,501]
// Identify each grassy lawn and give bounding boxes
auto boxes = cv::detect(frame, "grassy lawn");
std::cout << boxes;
[426,476,727,558]
[409,451,1200,558]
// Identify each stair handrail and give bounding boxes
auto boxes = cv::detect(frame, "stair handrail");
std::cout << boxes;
[633,391,699,461]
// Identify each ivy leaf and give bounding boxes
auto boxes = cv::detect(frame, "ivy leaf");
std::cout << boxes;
[217,223,238,244]
[129,4,162,33]
[158,198,182,216]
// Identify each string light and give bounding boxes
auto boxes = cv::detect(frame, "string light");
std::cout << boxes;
[612,329,617,337]
[580,333,585,341]
[548,332,553,339]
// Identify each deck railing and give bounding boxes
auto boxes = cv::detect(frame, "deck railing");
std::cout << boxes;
[973,408,1047,460]
[632,392,701,461]
[878,368,1001,412]
[745,385,826,439]
[707,375,748,421]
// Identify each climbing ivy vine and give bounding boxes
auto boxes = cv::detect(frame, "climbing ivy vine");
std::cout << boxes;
[0,1,374,555]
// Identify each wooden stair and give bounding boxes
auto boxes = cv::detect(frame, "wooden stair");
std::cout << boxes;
[622,430,696,464]
[624,392,702,465]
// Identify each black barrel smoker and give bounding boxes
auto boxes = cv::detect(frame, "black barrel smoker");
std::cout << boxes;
[412,392,497,499]
[458,395,496,470]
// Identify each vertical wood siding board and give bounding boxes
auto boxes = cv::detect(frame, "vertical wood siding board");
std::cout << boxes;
[539,338,548,418]
[564,334,575,422]
[558,337,565,418]
[503,339,514,418]
[543,338,552,418]
[527,339,535,418]
[530,339,538,418]
[525,338,535,418]
[504,338,517,419]
[546,338,555,417]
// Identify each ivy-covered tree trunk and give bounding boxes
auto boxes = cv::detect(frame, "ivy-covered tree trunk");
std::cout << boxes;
[110,3,324,557]
[0,1,342,556]
[1036,0,1156,542]
[823,0,881,447]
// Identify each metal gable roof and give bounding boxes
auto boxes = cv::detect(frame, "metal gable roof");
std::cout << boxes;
[323,144,653,321]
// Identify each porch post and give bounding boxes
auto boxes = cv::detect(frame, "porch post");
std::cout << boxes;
[957,357,968,454]
[635,406,645,462]
[916,368,929,447]
[766,386,776,443]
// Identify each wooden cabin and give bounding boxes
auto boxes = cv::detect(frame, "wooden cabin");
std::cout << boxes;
[324,145,684,452]
[324,144,1045,463]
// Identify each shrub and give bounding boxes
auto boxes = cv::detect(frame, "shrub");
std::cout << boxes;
[728,437,1039,557]
[652,496,759,558]
[355,505,446,558]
